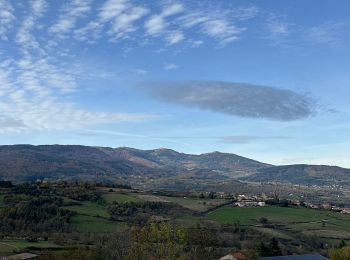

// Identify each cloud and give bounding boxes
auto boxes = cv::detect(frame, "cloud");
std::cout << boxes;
[0,0,158,135]
[219,135,290,144]
[49,0,92,37]
[163,63,178,70]
[306,21,349,46]
[75,0,149,42]
[178,11,245,45]
[134,68,147,75]
[264,14,291,46]
[109,5,149,40]
[0,0,15,40]
[99,0,129,22]
[166,30,184,45]
[138,81,317,121]
[144,3,184,35]
[71,1,258,46]
[0,57,154,134]
[202,19,244,44]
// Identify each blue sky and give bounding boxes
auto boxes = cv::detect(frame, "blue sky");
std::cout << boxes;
[0,0,350,167]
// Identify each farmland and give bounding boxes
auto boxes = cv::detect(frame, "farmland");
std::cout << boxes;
[70,215,127,233]
[208,206,350,241]
[1,182,350,259]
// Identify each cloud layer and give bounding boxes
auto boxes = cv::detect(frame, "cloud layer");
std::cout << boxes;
[138,81,316,121]
[219,135,289,144]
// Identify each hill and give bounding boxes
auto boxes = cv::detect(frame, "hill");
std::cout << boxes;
[0,145,349,187]
[0,145,268,182]
[241,164,350,186]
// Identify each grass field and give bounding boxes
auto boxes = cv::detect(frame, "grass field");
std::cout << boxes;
[0,240,61,254]
[70,215,127,233]
[64,201,110,218]
[208,206,350,241]
[103,193,142,204]
[208,206,338,225]
[158,196,229,212]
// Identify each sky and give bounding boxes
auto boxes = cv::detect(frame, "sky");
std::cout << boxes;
[0,0,350,167]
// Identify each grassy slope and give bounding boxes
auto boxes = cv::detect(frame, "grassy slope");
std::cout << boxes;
[208,206,335,224]
[0,240,61,255]
[70,215,127,233]
[103,193,142,204]
[64,195,135,233]
[158,196,228,212]
[208,206,350,241]
[64,202,110,218]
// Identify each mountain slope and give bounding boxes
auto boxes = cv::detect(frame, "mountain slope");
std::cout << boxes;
[241,164,350,186]
[1,145,349,187]
[0,145,268,182]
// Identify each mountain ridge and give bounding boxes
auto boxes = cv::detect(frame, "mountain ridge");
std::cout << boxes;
[0,145,349,186]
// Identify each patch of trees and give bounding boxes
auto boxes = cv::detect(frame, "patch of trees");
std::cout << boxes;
[265,198,290,207]
[57,183,102,202]
[108,201,191,224]
[0,195,73,234]
[257,237,282,257]
[0,180,13,188]
[12,183,52,196]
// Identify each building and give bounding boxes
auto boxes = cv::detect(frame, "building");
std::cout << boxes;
[220,251,248,260]
[258,253,329,260]
[234,200,266,207]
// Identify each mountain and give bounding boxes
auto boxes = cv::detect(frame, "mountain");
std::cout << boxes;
[241,164,350,186]
[0,145,349,187]
[0,145,268,182]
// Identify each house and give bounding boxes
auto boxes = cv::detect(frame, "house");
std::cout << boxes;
[341,208,350,214]
[258,253,329,260]
[234,200,266,207]
[220,251,248,260]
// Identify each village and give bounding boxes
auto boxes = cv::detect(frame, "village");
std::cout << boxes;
[221,193,350,215]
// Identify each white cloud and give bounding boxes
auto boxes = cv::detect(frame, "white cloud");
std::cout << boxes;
[99,0,129,22]
[109,5,149,39]
[75,0,149,41]
[202,19,244,44]
[306,21,348,46]
[0,0,15,40]
[134,68,147,75]
[144,3,184,35]
[16,0,48,53]
[164,63,178,70]
[31,0,47,16]
[265,16,290,45]
[166,30,184,45]
[177,10,245,45]
[49,0,92,37]
[0,58,154,134]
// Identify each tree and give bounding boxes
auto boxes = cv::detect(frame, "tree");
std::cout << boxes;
[338,240,347,248]
[269,238,282,256]
[259,217,269,225]
[257,242,269,257]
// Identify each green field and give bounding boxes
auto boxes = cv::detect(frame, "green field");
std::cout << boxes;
[64,201,110,218]
[0,240,61,254]
[103,193,142,204]
[70,215,127,233]
[208,206,338,225]
[208,206,350,241]
[158,196,228,212]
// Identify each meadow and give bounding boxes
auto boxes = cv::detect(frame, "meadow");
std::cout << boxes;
[208,206,350,241]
